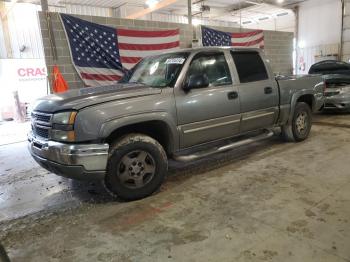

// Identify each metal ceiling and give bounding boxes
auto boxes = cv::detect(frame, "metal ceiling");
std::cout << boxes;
[18,0,302,30]
[40,0,305,9]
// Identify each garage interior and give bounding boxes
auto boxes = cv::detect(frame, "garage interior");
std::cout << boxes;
[0,0,350,261]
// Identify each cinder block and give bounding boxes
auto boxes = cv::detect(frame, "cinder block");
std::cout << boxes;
[120,19,134,27]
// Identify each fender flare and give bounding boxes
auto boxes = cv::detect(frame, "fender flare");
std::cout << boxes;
[287,90,316,124]
[99,111,179,153]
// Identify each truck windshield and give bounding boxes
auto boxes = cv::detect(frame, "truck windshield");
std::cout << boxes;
[121,52,189,88]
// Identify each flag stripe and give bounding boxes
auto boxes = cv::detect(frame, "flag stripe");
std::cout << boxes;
[75,66,124,76]
[81,72,122,81]
[232,36,265,47]
[119,47,180,59]
[231,30,263,38]
[120,56,142,64]
[118,28,179,37]
[122,63,137,70]
[118,41,180,51]
[117,35,179,45]
[231,32,264,44]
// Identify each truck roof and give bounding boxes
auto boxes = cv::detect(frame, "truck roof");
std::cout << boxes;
[167,46,263,53]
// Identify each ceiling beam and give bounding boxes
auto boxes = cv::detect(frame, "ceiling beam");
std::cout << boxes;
[126,0,178,19]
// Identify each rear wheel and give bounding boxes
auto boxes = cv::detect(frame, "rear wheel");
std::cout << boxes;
[104,134,168,201]
[281,102,312,142]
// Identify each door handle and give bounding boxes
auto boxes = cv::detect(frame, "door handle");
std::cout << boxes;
[227,91,238,100]
[264,87,273,94]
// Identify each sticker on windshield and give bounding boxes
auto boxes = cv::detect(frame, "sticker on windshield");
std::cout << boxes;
[165,58,185,64]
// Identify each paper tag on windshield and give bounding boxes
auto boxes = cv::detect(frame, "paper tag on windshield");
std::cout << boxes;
[165,58,185,64]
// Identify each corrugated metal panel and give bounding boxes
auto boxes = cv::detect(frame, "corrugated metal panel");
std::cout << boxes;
[150,12,242,28]
[49,4,112,17]
[6,3,44,58]
[52,0,145,8]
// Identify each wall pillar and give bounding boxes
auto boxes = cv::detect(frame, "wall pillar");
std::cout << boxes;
[0,2,13,58]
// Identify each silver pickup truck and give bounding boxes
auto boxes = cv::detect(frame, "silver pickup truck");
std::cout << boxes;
[28,47,325,200]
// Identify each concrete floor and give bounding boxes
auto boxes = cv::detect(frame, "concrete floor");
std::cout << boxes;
[0,113,349,262]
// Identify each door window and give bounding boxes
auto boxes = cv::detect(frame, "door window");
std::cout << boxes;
[186,53,232,87]
[231,51,268,83]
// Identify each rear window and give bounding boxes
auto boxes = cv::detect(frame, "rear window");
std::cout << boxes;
[231,51,269,83]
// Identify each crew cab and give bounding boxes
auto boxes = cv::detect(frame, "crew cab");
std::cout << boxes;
[28,47,325,200]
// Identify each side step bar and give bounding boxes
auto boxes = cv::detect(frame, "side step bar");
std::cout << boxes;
[173,130,274,162]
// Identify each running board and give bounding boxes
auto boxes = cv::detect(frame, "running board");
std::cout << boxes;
[173,130,274,162]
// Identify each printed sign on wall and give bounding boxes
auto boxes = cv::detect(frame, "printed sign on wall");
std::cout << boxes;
[0,59,48,107]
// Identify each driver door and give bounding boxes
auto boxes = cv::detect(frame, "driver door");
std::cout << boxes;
[175,51,241,148]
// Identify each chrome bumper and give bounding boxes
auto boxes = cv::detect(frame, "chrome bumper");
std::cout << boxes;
[28,132,109,180]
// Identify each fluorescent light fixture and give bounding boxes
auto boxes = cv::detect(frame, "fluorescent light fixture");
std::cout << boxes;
[259,17,269,21]
[277,12,289,16]
[145,0,159,8]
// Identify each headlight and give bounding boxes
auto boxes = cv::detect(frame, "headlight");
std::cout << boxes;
[52,111,77,125]
[51,111,77,142]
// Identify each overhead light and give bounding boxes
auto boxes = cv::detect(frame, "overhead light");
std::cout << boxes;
[277,0,284,3]
[277,12,289,17]
[145,0,159,8]
[242,21,252,24]
[259,17,269,21]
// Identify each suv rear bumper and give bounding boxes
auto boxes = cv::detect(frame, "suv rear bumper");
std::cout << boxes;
[324,96,350,110]
[28,132,109,180]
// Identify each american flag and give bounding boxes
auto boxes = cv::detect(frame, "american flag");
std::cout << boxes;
[61,14,180,87]
[202,26,264,48]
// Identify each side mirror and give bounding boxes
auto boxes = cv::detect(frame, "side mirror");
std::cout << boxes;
[183,74,209,91]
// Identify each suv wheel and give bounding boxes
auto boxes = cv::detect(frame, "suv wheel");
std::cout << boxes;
[281,102,312,142]
[104,133,168,200]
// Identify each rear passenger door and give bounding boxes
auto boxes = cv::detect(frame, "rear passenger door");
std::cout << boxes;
[231,51,279,133]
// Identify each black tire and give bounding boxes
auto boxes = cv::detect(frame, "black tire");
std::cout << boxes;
[104,133,168,201]
[0,243,10,262]
[281,102,312,142]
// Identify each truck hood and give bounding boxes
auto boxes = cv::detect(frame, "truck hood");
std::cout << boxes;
[32,83,162,112]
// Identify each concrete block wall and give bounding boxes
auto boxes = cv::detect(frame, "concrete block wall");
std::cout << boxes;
[38,12,293,90]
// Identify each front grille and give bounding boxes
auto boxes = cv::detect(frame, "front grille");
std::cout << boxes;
[31,111,53,139]
[33,126,50,138]
[31,112,52,123]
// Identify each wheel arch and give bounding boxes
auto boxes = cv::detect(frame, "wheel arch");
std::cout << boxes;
[100,113,178,155]
[287,91,315,124]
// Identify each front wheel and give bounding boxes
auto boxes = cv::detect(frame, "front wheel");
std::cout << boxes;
[104,134,168,201]
[281,102,312,142]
